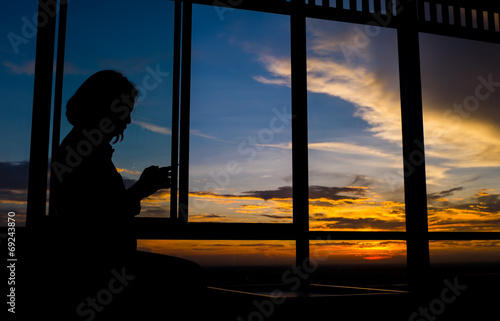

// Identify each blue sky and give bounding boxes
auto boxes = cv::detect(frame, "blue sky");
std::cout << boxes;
[1,1,500,236]
[0,1,38,162]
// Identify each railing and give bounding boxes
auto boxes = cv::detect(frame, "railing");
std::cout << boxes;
[191,0,500,44]
[416,0,500,43]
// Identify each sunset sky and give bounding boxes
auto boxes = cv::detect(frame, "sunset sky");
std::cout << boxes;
[1,1,500,266]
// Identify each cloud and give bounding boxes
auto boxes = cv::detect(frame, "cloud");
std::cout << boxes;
[253,25,403,149]
[309,185,367,200]
[251,26,500,232]
[242,186,292,201]
[457,191,500,214]
[252,75,289,86]
[139,207,171,217]
[63,62,91,75]
[431,218,500,227]
[308,141,395,159]
[429,216,500,232]
[190,129,235,144]
[259,214,292,220]
[419,33,500,127]
[252,54,291,87]
[116,168,141,175]
[0,190,27,204]
[427,187,500,231]
[197,242,285,250]
[187,185,378,223]
[2,60,36,75]
[424,116,500,169]
[428,187,464,201]
[2,60,89,75]
[269,54,400,142]
[429,188,500,214]
[349,175,372,187]
[425,164,451,186]
[311,241,359,247]
[190,213,225,219]
[240,185,367,201]
[189,191,262,203]
[187,184,397,225]
[252,18,500,192]
[0,161,29,225]
[0,161,29,190]
[132,119,172,135]
[234,204,271,214]
[417,36,500,171]
[311,215,405,230]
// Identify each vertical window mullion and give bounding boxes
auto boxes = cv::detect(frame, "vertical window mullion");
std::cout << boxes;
[48,0,68,217]
[26,0,58,227]
[178,0,192,225]
[170,0,182,220]
[397,0,430,290]
[291,0,310,270]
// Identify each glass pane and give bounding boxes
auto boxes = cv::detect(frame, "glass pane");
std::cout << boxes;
[430,240,500,265]
[310,240,407,285]
[429,240,500,278]
[0,0,39,226]
[61,0,175,217]
[305,19,405,231]
[420,34,500,232]
[189,5,292,223]
[137,239,295,285]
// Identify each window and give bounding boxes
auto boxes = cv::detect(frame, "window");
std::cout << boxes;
[188,5,292,223]
[310,240,407,285]
[137,239,296,285]
[429,240,500,278]
[421,33,500,232]
[0,0,39,226]
[61,0,176,217]
[16,0,500,290]
[430,240,500,265]
[306,18,405,231]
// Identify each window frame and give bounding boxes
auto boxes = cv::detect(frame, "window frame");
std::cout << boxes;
[26,0,500,287]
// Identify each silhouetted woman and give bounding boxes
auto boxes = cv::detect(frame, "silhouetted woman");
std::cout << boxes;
[47,70,205,320]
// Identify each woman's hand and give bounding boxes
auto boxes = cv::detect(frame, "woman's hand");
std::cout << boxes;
[131,165,172,200]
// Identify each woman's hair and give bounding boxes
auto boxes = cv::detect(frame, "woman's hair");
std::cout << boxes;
[66,70,138,142]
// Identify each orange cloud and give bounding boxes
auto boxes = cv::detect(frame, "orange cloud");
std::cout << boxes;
[136,239,296,266]
[363,255,393,261]
[184,184,406,229]
[0,200,26,205]
[116,167,142,175]
[135,239,500,267]
[427,187,500,231]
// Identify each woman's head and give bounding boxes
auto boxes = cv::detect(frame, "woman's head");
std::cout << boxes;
[66,70,138,143]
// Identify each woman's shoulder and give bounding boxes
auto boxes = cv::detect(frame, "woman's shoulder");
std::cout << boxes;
[53,128,115,180]
[57,128,114,158]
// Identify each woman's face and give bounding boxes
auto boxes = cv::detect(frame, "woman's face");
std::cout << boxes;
[119,109,132,133]
[106,105,133,141]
